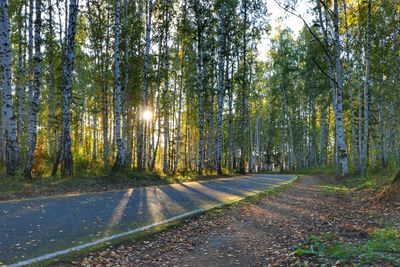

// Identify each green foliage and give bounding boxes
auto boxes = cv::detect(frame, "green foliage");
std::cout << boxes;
[0,168,241,198]
[319,185,352,194]
[293,228,400,265]
[296,160,399,193]
[292,165,337,175]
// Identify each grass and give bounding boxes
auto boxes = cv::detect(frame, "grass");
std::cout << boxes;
[0,170,166,196]
[291,165,337,176]
[293,161,399,194]
[293,228,400,265]
[0,168,237,200]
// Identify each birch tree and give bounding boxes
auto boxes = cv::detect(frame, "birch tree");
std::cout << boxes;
[216,1,226,175]
[24,0,42,178]
[60,0,79,177]
[332,0,348,176]
[137,0,153,171]
[0,0,21,175]
[194,1,205,176]
[360,0,371,175]
[113,0,126,170]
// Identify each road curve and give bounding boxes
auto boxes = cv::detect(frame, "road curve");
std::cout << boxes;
[0,174,295,266]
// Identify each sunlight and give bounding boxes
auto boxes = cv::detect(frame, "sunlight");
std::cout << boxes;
[104,188,134,237]
[142,110,153,121]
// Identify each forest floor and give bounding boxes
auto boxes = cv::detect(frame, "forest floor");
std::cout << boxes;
[0,172,236,201]
[59,174,400,267]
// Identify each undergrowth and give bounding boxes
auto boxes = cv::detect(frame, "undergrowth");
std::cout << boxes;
[293,228,400,265]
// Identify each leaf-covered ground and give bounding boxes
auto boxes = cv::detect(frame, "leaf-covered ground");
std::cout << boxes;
[59,175,400,267]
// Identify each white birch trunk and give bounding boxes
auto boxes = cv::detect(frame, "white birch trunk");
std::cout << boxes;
[47,0,55,162]
[239,0,247,173]
[123,0,131,166]
[343,1,358,168]
[137,0,153,171]
[16,2,26,141]
[162,0,170,174]
[0,0,21,174]
[216,2,225,175]
[102,11,110,165]
[361,0,371,175]
[195,2,204,176]
[228,53,234,170]
[113,0,126,169]
[92,113,97,161]
[24,0,42,178]
[150,14,164,171]
[357,0,363,171]
[332,0,348,176]
[173,39,184,174]
[60,0,78,177]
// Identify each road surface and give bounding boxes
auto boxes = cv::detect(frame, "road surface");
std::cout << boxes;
[0,174,295,266]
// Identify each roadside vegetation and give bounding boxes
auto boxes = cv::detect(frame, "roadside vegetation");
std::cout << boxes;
[0,168,237,201]
[289,164,400,265]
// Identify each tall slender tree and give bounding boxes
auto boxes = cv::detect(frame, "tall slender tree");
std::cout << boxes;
[24,0,42,178]
[0,0,21,175]
[113,0,126,170]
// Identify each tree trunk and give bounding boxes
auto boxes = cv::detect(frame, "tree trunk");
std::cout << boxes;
[16,2,26,144]
[239,0,247,174]
[24,0,42,178]
[162,0,170,174]
[343,1,358,168]
[47,0,56,162]
[0,0,21,175]
[173,37,184,174]
[216,2,226,175]
[150,12,164,171]
[333,0,348,176]
[60,0,79,177]
[123,0,131,167]
[138,0,153,171]
[113,0,126,170]
[102,10,110,165]
[361,0,371,175]
[92,113,97,161]
[195,2,204,176]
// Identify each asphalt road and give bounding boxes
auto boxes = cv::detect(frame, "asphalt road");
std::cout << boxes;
[0,174,295,266]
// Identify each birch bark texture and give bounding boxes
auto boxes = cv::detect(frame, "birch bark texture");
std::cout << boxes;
[113,0,126,170]
[361,0,371,175]
[216,2,226,175]
[0,0,21,175]
[60,0,79,177]
[195,1,204,176]
[24,0,42,178]
[333,0,348,176]
[137,0,153,171]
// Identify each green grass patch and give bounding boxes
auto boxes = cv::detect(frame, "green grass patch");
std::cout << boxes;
[0,168,238,200]
[293,228,400,265]
[319,185,352,194]
[294,161,399,193]
[290,165,337,176]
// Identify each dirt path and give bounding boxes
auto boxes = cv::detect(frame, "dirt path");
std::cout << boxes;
[65,175,399,267]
